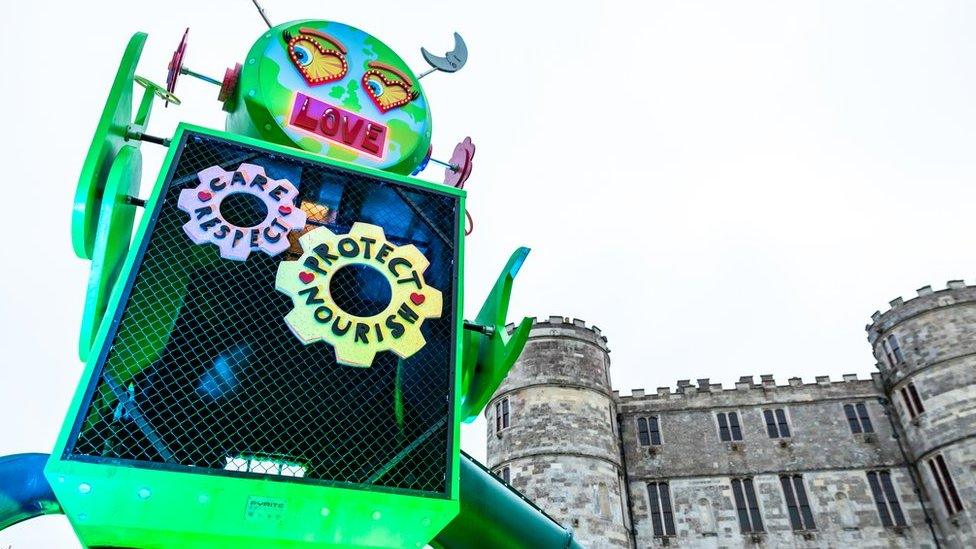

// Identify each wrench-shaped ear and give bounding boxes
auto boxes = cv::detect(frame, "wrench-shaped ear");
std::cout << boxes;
[459,247,532,422]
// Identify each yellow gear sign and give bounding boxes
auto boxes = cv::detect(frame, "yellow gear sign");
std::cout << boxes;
[276,222,443,367]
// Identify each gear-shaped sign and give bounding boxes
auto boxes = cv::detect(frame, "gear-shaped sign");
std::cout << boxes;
[177,163,307,261]
[276,222,443,367]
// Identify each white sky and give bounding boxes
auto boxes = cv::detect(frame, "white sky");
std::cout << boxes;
[2,1,975,546]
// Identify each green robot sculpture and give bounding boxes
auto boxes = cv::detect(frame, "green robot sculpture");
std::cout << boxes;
[0,6,582,549]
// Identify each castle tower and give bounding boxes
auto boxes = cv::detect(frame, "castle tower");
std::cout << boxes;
[867,281,976,548]
[485,316,631,548]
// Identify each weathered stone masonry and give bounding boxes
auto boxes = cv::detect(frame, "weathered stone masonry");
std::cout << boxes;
[486,282,976,548]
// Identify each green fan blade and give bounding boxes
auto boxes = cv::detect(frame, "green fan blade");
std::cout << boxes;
[79,145,141,360]
[72,33,146,259]
[459,247,532,422]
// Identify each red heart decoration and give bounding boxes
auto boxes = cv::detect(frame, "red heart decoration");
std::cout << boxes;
[279,205,293,215]
[410,292,425,305]
[198,191,213,201]
[299,271,315,284]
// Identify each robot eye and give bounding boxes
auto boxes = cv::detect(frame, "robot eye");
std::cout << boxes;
[365,77,385,97]
[361,64,417,113]
[293,44,312,67]
[284,29,349,85]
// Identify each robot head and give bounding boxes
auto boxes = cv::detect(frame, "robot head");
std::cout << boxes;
[226,20,432,175]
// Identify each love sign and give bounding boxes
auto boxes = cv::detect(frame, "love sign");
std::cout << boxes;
[289,93,388,158]
[275,222,442,367]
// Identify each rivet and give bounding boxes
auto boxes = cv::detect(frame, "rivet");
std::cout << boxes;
[138,488,151,500]
[78,483,92,494]
[372,510,382,520]
[321,507,330,517]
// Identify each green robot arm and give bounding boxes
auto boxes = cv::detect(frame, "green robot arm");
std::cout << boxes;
[459,247,533,422]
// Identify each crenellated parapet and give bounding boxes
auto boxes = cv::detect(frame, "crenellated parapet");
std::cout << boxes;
[866,279,976,345]
[506,315,609,352]
[863,279,976,386]
[616,372,883,403]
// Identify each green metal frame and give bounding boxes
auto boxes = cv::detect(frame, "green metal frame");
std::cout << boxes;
[49,123,465,548]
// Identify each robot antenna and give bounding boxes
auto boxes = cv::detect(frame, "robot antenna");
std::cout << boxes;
[251,0,274,29]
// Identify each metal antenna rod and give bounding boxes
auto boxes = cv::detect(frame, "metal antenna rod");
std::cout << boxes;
[417,68,438,79]
[180,67,221,86]
[251,0,274,29]
[428,157,459,172]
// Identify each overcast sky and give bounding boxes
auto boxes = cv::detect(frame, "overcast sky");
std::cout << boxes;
[2,1,975,545]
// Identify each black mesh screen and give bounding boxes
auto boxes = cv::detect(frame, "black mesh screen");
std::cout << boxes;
[67,131,460,496]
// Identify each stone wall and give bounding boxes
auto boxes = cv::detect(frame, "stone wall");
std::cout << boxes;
[486,317,630,549]
[628,469,929,548]
[867,281,976,548]
[483,281,976,548]
[619,375,933,548]
[617,376,902,480]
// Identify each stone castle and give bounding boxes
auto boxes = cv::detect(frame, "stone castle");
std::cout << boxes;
[485,281,976,548]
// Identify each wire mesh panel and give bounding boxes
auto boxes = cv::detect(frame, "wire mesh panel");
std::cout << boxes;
[66,130,460,497]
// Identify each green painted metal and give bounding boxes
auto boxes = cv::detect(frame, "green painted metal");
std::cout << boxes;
[434,453,583,549]
[46,459,457,548]
[72,33,175,260]
[78,145,141,361]
[72,33,146,259]
[49,123,466,548]
[6,452,585,549]
[459,248,533,422]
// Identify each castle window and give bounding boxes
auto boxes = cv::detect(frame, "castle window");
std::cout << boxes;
[867,470,906,527]
[900,382,925,419]
[495,397,510,433]
[763,408,791,438]
[731,477,764,533]
[500,466,510,484]
[882,334,904,366]
[928,454,964,515]
[646,481,676,537]
[637,416,661,446]
[843,402,873,434]
[779,474,815,530]
[717,411,743,442]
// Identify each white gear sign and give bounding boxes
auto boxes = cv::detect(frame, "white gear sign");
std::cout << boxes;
[177,163,307,260]
[275,222,443,367]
